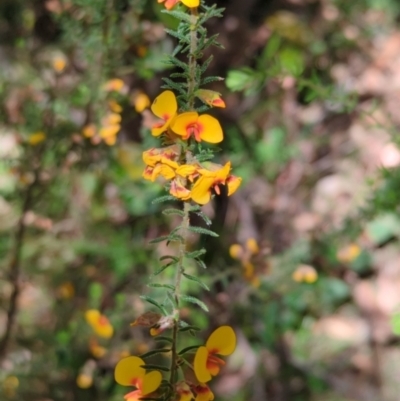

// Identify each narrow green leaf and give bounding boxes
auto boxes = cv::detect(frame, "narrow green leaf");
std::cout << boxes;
[195,211,212,226]
[152,195,176,204]
[178,324,201,332]
[162,208,185,217]
[148,283,176,291]
[153,262,175,276]
[188,226,219,237]
[140,348,171,359]
[141,364,170,372]
[185,248,206,259]
[182,272,210,291]
[166,291,178,308]
[195,259,207,269]
[162,9,193,23]
[201,76,224,85]
[154,336,173,344]
[140,296,168,315]
[149,236,170,244]
[180,295,209,312]
[178,345,201,356]
[166,234,184,243]
[165,28,190,44]
[159,255,179,263]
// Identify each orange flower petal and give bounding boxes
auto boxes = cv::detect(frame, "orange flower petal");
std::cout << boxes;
[206,326,236,356]
[226,175,242,196]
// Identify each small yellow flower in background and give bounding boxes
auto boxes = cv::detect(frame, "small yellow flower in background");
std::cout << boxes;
[82,124,96,138]
[114,356,162,400]
[136,45,147,58]
[2,375,19,398]
[103,78,125,93]
[171,112,223,143]
[28,132,46,145]
[85,309,114,338]
[133,92,151,113]
[108,99,123,113]
[151,90,178,136]
[229,238,263,287]
[292,264,318,284]
[176,381,194,401]
[76,373,93,389]
[77,360,96,389]
[246,238,259,254]
[337,243,361,263]
[89,338,107,359]
[52,56,67,73]
[195,89,226,108]
[193,383,214,401]
[57,281,75,299]
[194,326,236,383]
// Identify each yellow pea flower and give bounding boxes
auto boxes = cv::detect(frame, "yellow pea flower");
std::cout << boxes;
[158,0,199,9]
[170,177,192,200]
[292,264,318,284]
[191,162,241,205]
[76,373,93,389]
[171,112,223,143]
[103,78,125,93]
[193,384,214,401]
[28,132,46,145]
[85,309,114,338]
[195,89,226,108]
[194,326,236,383]
[151,91,178,137]
[114,356,162,401]
[176,382,194,401]
[133,92,151,113]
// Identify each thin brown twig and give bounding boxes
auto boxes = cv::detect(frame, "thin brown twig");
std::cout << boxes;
[0,163,41,361]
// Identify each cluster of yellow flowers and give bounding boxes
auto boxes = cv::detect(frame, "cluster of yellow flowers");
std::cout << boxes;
[115,326,236,401]
[230,238,263,287]
[82,79,125,146]
[143,90,241,205]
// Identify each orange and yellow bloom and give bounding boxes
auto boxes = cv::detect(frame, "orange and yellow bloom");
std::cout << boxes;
[151,90,178,137]
[171,112,223,143]
[193,384,214,401]
[194,326,236,383]
[85,309,114,338]
[191,162,241,205]
[114,356,162,401]
[158,0,199,10]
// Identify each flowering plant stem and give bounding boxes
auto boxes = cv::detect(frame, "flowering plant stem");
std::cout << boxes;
[169,6,199,389]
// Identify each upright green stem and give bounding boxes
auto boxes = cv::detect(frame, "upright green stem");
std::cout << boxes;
[168,6,199,392]
[188,9,199,110]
